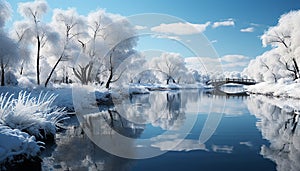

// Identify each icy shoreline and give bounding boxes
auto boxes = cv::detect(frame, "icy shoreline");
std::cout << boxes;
[245,80,300,99]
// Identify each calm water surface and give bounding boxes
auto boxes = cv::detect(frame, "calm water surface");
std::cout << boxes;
[41,88,299,171]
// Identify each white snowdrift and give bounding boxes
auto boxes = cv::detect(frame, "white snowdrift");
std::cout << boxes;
[246,79,300,99]
[0,125,42,163]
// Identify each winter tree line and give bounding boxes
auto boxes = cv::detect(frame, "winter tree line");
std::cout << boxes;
[0,0,206,88]
[243,10,300,83]
[4,1,298,88]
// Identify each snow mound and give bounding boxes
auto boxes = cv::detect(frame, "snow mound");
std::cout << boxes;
[0,125,42,163]
[246,81,300,99]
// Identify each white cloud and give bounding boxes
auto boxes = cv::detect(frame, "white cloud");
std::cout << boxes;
[221,55,250,72]
[240,27,254,33]
[134,25,147,30]
[185,57,223,73]
[212,18,235,28]
[221,54,249,63]
[222,62,249,68]
[185,55,250,73]
[151,22,211,35]
[211,40,218,44]
[152,34,181,41]
[250,23,260,27]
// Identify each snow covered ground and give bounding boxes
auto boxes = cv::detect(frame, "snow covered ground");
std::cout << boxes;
[246,79,300,99]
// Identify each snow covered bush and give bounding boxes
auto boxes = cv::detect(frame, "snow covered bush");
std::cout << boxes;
[0,125,42,164]
[17,75,36,89]
[0,91,68,139]
[4,71,18,86]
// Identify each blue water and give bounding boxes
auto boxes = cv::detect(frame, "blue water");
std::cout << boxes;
[41,89,300,171]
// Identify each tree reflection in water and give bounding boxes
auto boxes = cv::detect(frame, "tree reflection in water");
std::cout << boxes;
[39,89,300,170]
[246,95,300,171]
[44,91,194,169]
[107,91,187,131]
[42,122,135,171]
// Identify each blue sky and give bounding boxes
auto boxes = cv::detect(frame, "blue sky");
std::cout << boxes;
[6,0,300,71]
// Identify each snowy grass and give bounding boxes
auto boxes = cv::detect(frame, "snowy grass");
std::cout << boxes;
[0,91,68,139]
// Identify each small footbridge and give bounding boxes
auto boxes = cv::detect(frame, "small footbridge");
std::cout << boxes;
[207,78,256,87]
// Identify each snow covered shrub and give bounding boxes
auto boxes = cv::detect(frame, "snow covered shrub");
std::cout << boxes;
[4,71,18,86]
[0,124,42,163]
[17,76,36,89]
[0,91,68,139]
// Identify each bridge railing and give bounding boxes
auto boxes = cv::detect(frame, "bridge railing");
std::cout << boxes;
[207,78,256,84]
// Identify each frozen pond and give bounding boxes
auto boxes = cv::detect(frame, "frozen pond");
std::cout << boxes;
[39,89,299,171]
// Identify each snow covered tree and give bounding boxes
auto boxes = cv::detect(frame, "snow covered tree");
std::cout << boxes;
[7,2,138,87]
[99,15,137,88]
[133,69,160,84]
[0,32,20,86]
[0,0,20,86]
[0,0,11,28]
[44,8,85,87]
[72,10,106,85]
[244,10,300,82]
[150,52,188,84]
[16,0,58,85]
[71,10,138,87]
[243,48,291,83]
[110,51,146,85]
[104,46,137,88]
[10,21,31,76]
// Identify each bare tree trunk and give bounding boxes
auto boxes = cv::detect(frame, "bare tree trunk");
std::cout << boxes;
[87,62,93,83]
[36,37,41,85]
[73,64,92,85]
[166,76,176,85]
[73,67,83,84]
[105,67,113,89]
[292,58,300,79]
[105,52,114,89]
[45,55,63,87]
[20,62,24,75]
[1,63,5,86]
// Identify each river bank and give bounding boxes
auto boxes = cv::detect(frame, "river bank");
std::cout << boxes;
[245,79,300,99]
